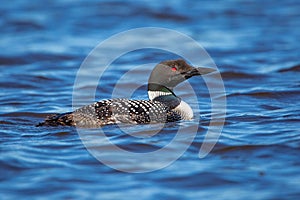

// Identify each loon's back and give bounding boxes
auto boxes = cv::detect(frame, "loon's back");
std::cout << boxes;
[38,99,181,128]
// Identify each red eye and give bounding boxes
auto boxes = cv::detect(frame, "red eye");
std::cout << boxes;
[171,67,177,71]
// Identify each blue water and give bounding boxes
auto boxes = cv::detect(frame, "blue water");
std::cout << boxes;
[1,0,300,199]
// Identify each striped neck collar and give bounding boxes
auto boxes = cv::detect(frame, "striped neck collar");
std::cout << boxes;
[147,84,176,100]
[148,90,173,101]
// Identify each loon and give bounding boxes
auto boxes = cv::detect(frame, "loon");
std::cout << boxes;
[38,59,214,128]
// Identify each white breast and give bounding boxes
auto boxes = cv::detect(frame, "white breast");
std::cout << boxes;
[173,100,193,120]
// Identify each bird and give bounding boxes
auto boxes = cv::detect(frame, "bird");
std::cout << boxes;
[37,59,215,128]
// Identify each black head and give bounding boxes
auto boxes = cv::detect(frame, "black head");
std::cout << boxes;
[148,59,215,92]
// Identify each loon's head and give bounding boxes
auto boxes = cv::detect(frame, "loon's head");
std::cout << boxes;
[148,59,215,99]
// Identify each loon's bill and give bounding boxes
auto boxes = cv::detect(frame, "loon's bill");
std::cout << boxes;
[37,59,215,128]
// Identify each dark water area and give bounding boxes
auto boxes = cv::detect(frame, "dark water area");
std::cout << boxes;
[1,0,300,199]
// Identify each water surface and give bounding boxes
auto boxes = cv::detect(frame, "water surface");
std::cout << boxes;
[1,0,300,199]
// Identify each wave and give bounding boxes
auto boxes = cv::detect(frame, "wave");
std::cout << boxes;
[227,89,300,98]
[278,64,300,72]
[221,71,266,79]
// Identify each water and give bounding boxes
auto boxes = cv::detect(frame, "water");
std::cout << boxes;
[1,0,300,199]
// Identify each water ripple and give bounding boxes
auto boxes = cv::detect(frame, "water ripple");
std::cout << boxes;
[1,0,300,199]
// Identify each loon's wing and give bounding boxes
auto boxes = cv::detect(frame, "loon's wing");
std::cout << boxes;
[100,99,174,124]
[37,99,181,128]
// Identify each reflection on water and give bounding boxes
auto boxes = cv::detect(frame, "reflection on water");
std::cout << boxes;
[1,0,300,199]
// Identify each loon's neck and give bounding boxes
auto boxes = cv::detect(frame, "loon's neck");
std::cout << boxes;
[147,84,175,101]
[148,84,193,120]
[148,90,173,101]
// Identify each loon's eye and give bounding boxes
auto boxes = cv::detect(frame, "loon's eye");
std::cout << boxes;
[171,67,177,71]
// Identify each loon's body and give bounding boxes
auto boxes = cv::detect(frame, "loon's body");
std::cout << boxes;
[38,59,214,128]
